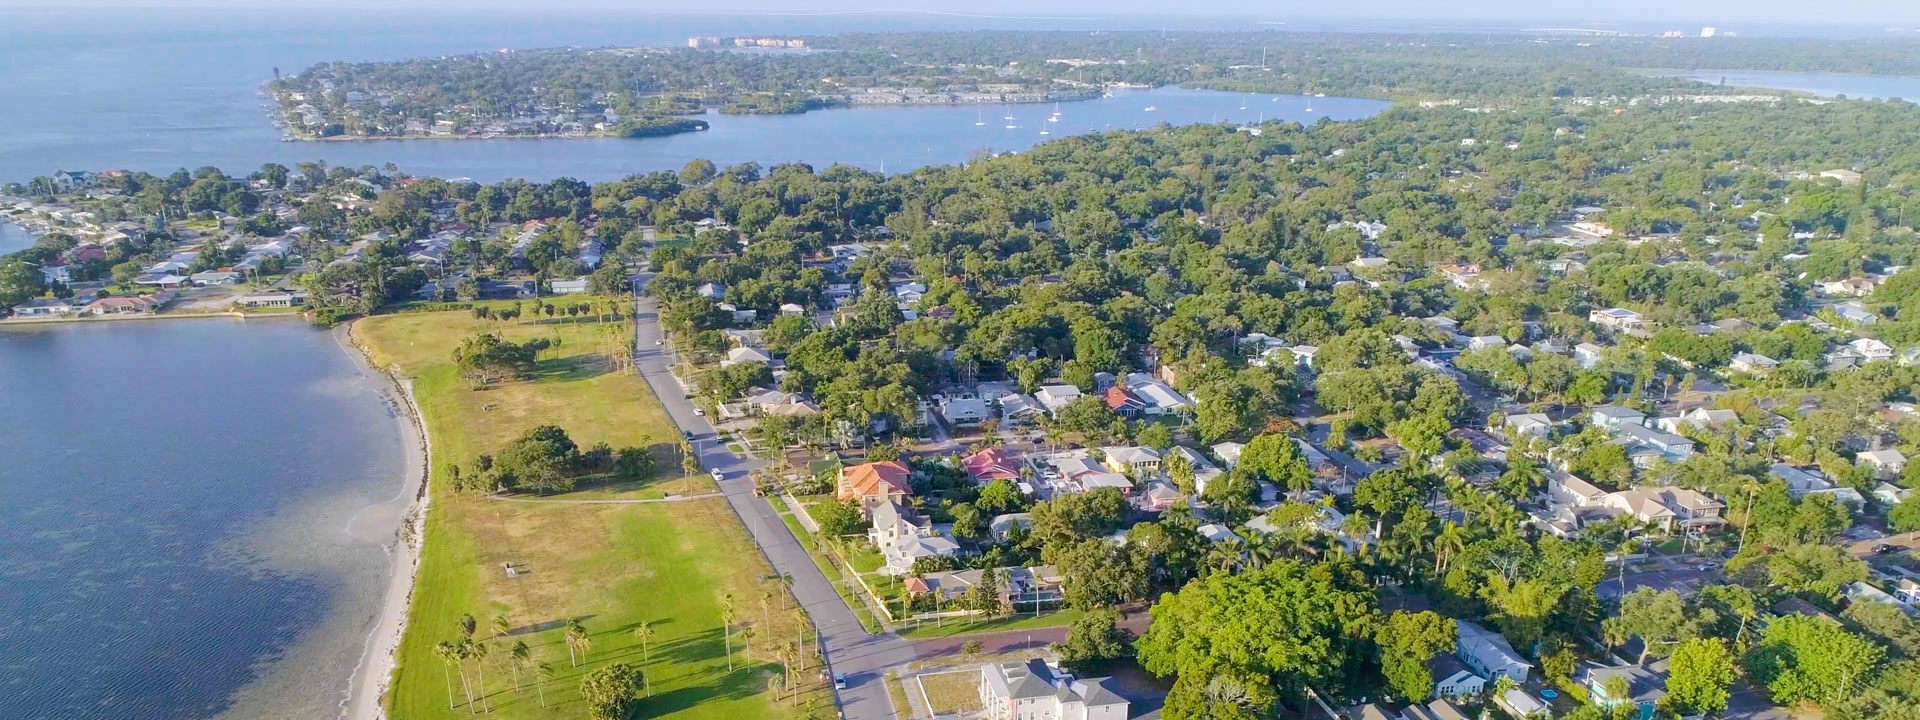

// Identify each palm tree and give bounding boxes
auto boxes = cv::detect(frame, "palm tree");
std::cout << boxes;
[508,640,530,693]
[433,641,461,710]
[632,622,655,663]
[458,613,478,639]
[454,641,478,715]
[1434,521,1467,575]
[470,641,493,713]
[491,614,511,640]
[533,662,554,709]
[564,619,588,667]
[721,593,738,672]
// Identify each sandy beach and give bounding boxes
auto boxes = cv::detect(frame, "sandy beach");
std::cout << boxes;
[336,321,433,720]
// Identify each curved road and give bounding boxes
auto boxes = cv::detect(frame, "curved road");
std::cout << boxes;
[631,271,915,720]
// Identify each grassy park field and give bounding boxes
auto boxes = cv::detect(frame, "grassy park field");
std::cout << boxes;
[356,305,828,720]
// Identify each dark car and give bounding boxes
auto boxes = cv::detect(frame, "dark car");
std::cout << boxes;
[1875,544,1900,555]
[683,430,695,441]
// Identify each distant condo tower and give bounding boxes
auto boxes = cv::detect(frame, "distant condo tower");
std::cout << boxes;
[1700,27,1718,37]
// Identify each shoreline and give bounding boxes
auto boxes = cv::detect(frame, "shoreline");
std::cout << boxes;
[334,320,433,720]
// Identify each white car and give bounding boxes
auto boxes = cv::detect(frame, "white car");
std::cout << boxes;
[833,673,847,690]
[692,407,705,416]
[654,339,662,346]
[710,469,725,482]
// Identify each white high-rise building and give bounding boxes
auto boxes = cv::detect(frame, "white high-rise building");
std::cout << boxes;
[1700,27,1719,37]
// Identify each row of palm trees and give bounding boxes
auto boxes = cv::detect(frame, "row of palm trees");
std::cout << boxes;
[434,613,545,714]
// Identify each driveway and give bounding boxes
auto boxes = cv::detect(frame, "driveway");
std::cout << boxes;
[630,272,915,720]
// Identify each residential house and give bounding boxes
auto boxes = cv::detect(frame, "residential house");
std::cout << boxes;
[1577,662,1667,720]
[1590,406,1647,431]
[908,565,1064,609]
[1102,386,1148,418]
[1456,619,1531,684]
[962,448,1022,484]
[1034,384,1084,415]
[1876,482,1913,506]
[722,346,773,367]
[1468,335,1507,352]
[1820,277,1879,297]
[1835,301,1879,325]
[1437,263,1486,290]
[1574,342,1605,369]
[837,460,912,507]
[8,297,77,317]
[988,513,1032,542]
[941,397,992,426]
[1102,446,1162,476]
[1730,352,1779,375]
[1655,407,1736,435]
[868,500,959,575]
[1859,449,1908,479]
[1589,307,1650,335]
[1504,413,1554,438]
[84,293,171,315]
[1049,456,1135,495]
[234,292,305,308]
[1599,487,1724,533]
[1123,372,1194,415]
[549,277,589,295]
[1495,688,1551,720]
[998,393,1043,426]
[695,282,725,299]
[979,659,1128,720]
[1213,442,1246,469]
[1851,338,1895,362]
[189,270,241,286]
[1428,654,1486,699]
[1291,345,1321,369]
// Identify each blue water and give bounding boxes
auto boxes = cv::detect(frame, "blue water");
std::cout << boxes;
[0,8,1385,184]
[0,321,406,720]
[0,221,39,255]
[1662,69,1920,100]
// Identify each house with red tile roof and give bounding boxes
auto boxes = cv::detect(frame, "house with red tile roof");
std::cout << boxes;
[837,460,912,507]
[962,448,1021,484]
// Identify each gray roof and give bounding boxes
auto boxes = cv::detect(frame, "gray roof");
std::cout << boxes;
[1579,662,1668,704]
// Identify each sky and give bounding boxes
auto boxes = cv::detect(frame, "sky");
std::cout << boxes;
[3,0,1918,26]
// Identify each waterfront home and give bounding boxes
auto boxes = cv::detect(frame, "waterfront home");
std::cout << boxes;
[837,460,912,508]
[1456,619,1531,683]
[84,293,172,315]
[1577,662,1667,720]
[234,292,306,308]
[979,658,1128,720]
[1859,449,1908,479]
[134,273,191,289]
[8,297,78,317]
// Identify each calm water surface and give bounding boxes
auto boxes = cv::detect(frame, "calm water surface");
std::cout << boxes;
[0,8,1384,183]
[1659,69,1920,100]
[0,221,39,255]
[0,321,407,720]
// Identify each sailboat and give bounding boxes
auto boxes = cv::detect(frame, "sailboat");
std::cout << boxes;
[1240,92,1250,110]
[1048,102,1061,122]
[974,109,985,126]
[1143,105,1157,112]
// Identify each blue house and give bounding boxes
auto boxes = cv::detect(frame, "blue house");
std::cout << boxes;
[1576,662,1667,720]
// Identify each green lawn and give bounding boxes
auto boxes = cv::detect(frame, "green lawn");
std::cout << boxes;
[358,309,824,720]
[774,505,885,634]
[894,609,1083,640]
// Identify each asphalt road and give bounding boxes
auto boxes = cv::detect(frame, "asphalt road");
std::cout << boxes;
[630,271,915,720]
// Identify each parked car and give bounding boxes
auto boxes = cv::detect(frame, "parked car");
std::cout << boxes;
[693,407,705,416]
[1876,544,1899,555]
[833,674,847,690]
[710,468,725,482]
